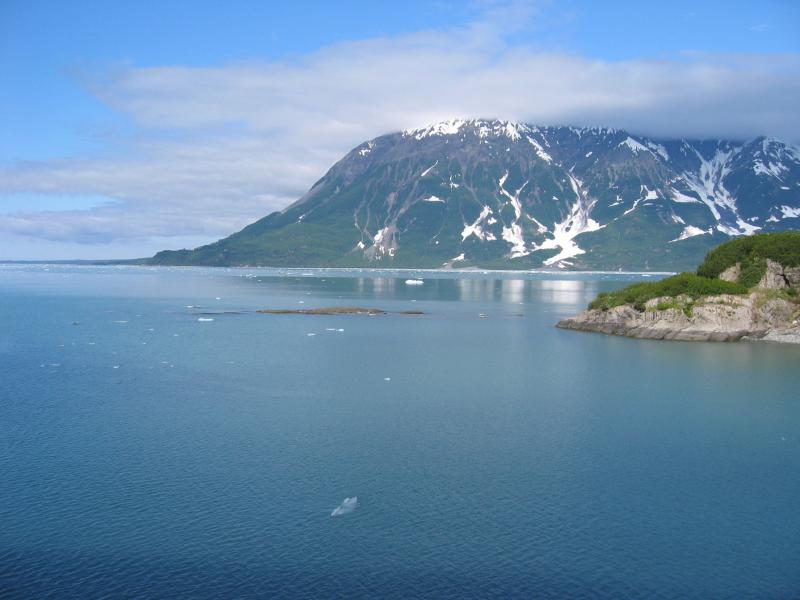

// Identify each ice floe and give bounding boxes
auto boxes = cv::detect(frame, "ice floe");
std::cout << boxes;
[331,497,358,517]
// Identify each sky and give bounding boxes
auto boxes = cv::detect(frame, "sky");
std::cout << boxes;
[1,0,799,260]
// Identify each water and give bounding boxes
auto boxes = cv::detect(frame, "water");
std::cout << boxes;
[1,265,799,599]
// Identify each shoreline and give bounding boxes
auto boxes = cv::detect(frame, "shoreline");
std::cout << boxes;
[557,291,800,345]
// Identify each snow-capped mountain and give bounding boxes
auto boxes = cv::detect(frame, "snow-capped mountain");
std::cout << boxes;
[152,119,800,270]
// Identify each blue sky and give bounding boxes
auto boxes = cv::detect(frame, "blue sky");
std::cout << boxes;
[1,0,799,259]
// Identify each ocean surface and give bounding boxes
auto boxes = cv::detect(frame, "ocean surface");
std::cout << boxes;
[1,264,799,599]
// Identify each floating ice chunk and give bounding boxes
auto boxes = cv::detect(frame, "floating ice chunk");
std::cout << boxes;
[405,279,424,285]
[215,297,221,300]
[113,365,120,369]
[325,328,337,331]
[307,333,316,337]
[114,320,128,324]
[331,497,358,517]
[337,328,344,332]
[384,377,391,381]
[198,318,214,322]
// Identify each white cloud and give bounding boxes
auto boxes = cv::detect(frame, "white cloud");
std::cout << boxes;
[1,3,799,258]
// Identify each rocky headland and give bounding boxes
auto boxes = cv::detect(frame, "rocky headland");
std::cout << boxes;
[557,232,800,343]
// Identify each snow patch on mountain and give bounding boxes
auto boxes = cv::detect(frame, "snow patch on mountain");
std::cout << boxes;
[406,119,467,139]
[527,137,553,163]
[623,186,656,216]
[780,205,800,218]
[420,160,438,177]
[533,175,603,266]
[368,225,398,259]
[619,137,651,155]
[670,226,709,243]
[358,141,374,157]
[678,145,759,235]
[462,205,496,241]
[502,224,528,257]
[405,118,532,142]
[754,160,788,179]
[498,172,528,220]
[671,189,701,204]
[646,141,669,161]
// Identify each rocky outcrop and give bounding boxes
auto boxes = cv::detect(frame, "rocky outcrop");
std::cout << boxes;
[759,259,790,289]
[557,270,800,344]
[719,263,741,282]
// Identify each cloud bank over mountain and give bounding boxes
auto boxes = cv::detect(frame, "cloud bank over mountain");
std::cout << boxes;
[2,2,799,258]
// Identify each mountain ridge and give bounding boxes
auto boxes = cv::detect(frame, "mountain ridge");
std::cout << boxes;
[151,119,800,271]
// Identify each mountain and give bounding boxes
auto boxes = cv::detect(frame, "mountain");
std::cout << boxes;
[150,119,800,271]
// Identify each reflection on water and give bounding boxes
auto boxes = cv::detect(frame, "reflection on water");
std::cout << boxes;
[0,264,636,311]
[538,279,598,307]
[350,276,598,307]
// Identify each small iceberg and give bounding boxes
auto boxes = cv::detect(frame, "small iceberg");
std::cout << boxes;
[198,317,214,322]
[404,279,424,285]
[331,497,358,517]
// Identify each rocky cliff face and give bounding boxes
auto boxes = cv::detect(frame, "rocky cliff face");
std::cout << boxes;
[557,260,800,343]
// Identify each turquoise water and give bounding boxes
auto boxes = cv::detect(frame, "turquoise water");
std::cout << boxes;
[1,265,799,598]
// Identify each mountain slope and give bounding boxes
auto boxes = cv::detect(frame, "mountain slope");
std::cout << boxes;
[151,119,800,271]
